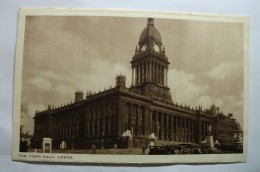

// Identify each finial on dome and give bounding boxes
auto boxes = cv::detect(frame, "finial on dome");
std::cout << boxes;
[147,18,154,26]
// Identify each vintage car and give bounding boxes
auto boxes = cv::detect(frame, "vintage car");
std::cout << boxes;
[148,144,182,155]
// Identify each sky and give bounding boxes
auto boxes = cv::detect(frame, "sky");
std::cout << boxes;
[20,16,245,134]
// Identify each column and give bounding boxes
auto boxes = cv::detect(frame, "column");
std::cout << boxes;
[140,65,142,84]
[143,63,145,82]
[153,63,156,82]
[162,66,164,85]
[201,121,204,141]
[170,115,173,140]
[198,120,202,143]
[184,118,187,142]
[203,121,205,141]
[166,68,168,86]
[140,65,142,83]
[190,119,192,142]
[128,104,132,130]
[153,62,155,82]
[136,66,139,85]
[131,66,134,86]
[117,101,123,136]
[187,119,190,142]
[102,105,105,136]
[190,120,193,142]
[85,110,87,138]
[160,113,164,140]
[155,63,158,83]
[160,65,163,85]
[148,109,152,134]
[135,105,139,136]
[135,67,138,85]
[145,62,148,81]
[142,106,145,136]
[165,114,169,140]
[155,111,159,138]
[157,63,160,84]
[175,116,178,142]
[149,61,152,81]
[157,63,159,83]
[180,117,183,142]
[92,108,95,137]
[109,104,113,135]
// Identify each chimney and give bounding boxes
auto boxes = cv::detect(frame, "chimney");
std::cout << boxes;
[116,75,126,87]
[75,90,83,103]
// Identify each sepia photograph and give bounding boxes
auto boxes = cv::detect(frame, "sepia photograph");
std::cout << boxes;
[12,9,248,163]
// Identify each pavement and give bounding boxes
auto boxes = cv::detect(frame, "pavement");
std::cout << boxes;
[29,148,150,155]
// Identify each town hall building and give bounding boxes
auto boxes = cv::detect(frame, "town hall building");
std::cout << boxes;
[32,18,241,150]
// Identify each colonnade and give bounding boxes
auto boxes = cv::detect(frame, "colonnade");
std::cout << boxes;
[123,103,146,136]
[34,104,213,144]
[151,111,197,143]
[52,114,80,141]
[132,61,168,86]
[84,103,116,138]
[34,117,48,141]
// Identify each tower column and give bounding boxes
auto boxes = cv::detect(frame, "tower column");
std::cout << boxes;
[148,61,151,81]
[162,66,164,85]
[131,66,134,86]
[134,67,138,85]
[145,62,147,81]
[154,62,156,82]
[166,67,168,86]
[157,64,160,84]
[154,62,158,82]
[156,63,159,83]
[161,65,163,85]
[138,65,140,85]
[140,64,143,84]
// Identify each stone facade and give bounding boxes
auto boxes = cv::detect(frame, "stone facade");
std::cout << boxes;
[32,18,240,149]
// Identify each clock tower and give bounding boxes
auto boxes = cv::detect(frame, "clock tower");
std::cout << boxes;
[130,18,173,104]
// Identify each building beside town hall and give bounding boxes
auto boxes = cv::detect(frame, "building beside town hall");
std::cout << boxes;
[32,18,242,150]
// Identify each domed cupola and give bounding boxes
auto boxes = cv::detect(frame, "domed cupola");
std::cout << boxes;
[210,104,219,116]
[130,18,172,105]
[138,18,162,52]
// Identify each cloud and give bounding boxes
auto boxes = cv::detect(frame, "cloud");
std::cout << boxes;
[209,63,240,80]
[53,84,75,96]
[21,103,46,135]
[22,16,245,130]
[40,70,71,83]
[28,76,52,90]
[73,61,132,93]
[168,69,209,107]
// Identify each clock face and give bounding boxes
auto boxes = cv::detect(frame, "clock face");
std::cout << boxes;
[154,44,160,52]
[141,44,146,51]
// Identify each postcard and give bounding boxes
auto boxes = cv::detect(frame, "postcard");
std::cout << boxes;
[12,8,248,163]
